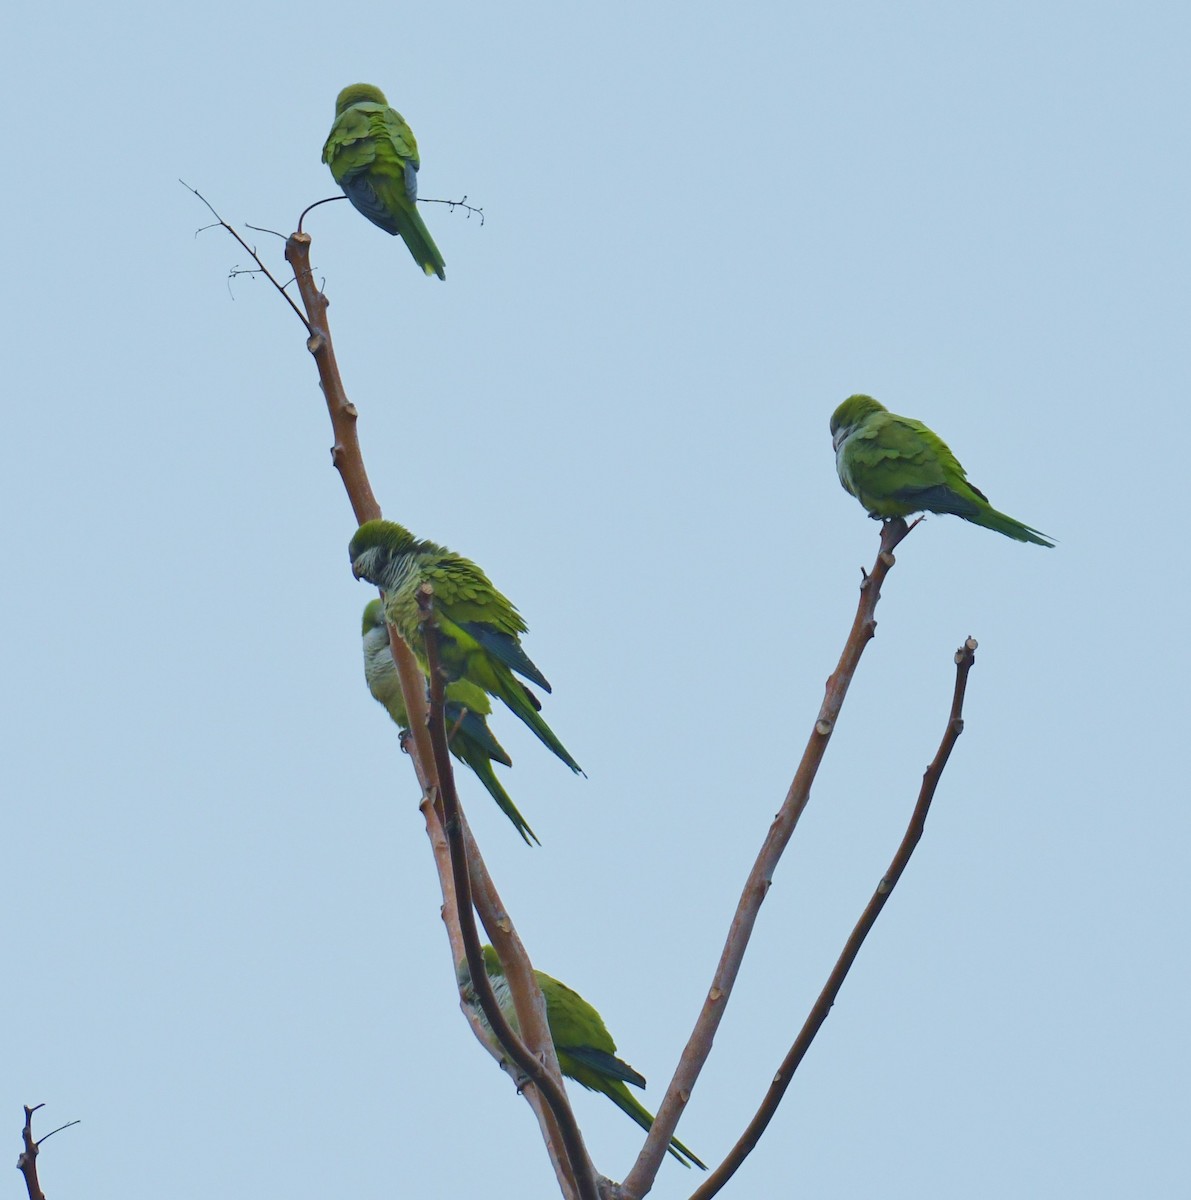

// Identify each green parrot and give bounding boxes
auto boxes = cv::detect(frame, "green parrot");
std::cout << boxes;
[361,600,539,844]
[322,83,446,280]
[830,394,1054,546]
[349,520,582,775]
[458,945,706,1170]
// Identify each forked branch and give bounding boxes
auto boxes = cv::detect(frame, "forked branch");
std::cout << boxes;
[17,1105,80,1200]
[689,636,979,1199]
[621,518,915,1198]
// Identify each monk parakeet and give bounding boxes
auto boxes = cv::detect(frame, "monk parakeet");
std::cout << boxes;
[830,394,1054,546]
[458,945,706,1170]
[361,600,539,844]
[349,521,581,775]
[322,83,446,280]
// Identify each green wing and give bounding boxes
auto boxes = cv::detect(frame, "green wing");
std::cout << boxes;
[421,556,582,773]
[539,972,706,1169]
[323,99,445,279]
[363,602,538,843]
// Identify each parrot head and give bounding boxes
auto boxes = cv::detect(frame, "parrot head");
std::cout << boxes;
[349,519,417,582]
[830,394,886,450]
[333,83,388,115]
[457,944,505,994]
[361,597,386,635]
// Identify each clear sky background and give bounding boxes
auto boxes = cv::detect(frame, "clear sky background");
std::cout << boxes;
[4,1,1188,1196]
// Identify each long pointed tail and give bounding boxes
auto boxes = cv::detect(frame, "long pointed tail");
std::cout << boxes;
[969,504,1055,547]
[919,483,1055,547]
[452,737,539,846]
[395,203,446,280]
[497,675,583,775]
[604,1082,707,1170]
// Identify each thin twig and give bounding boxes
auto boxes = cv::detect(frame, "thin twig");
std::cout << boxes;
[690,636,979,1199]
[417,585,600,1200]
[182,182,311,331]
[420,194,485,224]
[298,195,345,234]
[621,518,914,1199]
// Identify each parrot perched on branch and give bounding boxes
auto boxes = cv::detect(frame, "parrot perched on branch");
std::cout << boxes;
[458,945,707,1170]
[322,83,446,280]
[349,520,582,775]
[361,600,539,844]
[830,394,1054,546]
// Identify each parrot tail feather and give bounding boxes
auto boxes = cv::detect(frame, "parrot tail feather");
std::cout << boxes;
[453,742,540,845]
[497,677,583,775]
[395,203,446,280]
[604,1084,707,1170]
[970,505,1055,547]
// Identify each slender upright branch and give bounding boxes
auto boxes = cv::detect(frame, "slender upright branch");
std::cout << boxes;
[621,519,914,1199]
[208,207,594,1195]
[417,586,600,1200]
[284,231,380,522]
[17,1105,78,1200]
[689,636,979,1199]
[16,1105,45,1200]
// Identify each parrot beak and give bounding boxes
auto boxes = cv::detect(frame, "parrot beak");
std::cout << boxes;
[351,560,363,580]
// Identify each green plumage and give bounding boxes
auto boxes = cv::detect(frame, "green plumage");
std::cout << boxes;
[830,394,1054,546]
[322,83,446,280]
[361,600,539,844]
[459,945,706,1170]
[350,520,581,775]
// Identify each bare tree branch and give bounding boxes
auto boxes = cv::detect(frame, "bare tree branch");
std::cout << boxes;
[620,517,915,1198]
[688,636,979,1198]
[199,205,595,1195]
[17,1105,79,1200]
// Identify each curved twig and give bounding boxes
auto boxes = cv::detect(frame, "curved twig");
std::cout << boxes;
[621,518,915,1198]
[689,637,979,1199]
[297,195,345,234]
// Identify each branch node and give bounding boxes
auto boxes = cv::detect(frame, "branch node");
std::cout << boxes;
[306,331,327,354]
[815,719,833,736]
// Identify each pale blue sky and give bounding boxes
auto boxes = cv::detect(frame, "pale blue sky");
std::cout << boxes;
[4,1,1188,1196]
